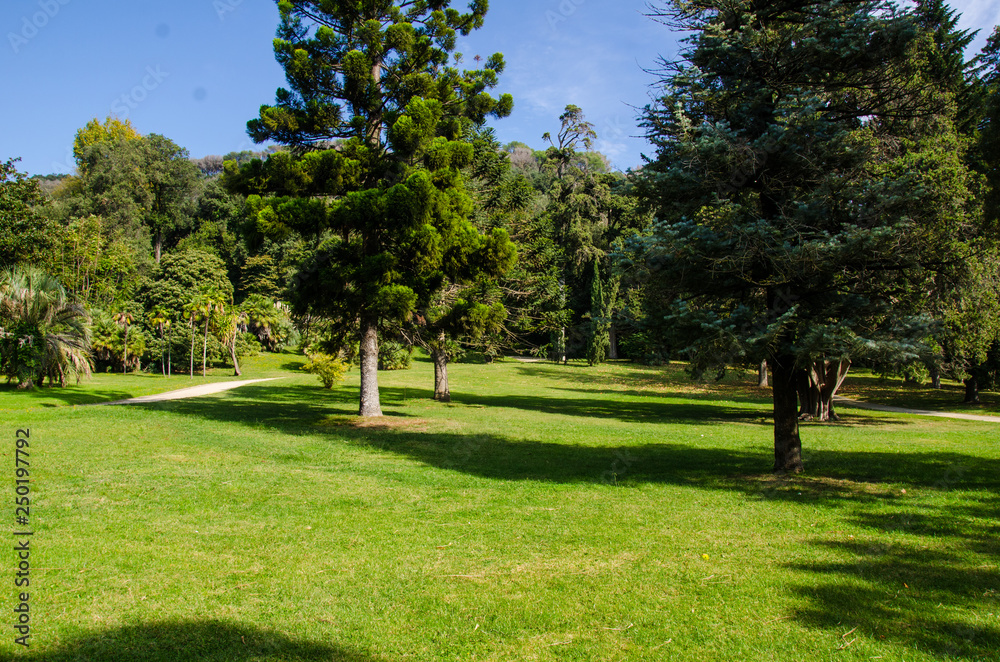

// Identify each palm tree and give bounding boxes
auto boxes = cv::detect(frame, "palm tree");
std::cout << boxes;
[241,294,283,351]
[113,309,135,374]
[216,309,247,376]
[183,298,201,379]
[0,267,92,388]
[185,285,226,377]
[147,307,169,376]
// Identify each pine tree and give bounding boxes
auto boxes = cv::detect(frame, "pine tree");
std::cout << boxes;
[229,0,514,416]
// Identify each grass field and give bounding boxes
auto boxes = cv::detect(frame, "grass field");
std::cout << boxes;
[3,353,998,660]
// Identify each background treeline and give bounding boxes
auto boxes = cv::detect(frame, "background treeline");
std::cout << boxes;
[1,0,999,419]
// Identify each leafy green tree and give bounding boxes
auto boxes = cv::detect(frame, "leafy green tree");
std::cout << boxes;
[0,267,92,388]
[542,104,597,179]
[0,159,53,269]
[68,127,199,264]
[72,117,141,170]
[230,0,514,416]
[633,0,984,472]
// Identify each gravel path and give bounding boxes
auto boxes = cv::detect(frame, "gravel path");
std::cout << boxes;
[834,396,1000,423]
[86,378,284,406]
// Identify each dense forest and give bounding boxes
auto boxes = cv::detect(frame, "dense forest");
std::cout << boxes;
[2,0,999,465]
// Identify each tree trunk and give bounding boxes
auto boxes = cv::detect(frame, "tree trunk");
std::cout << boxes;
[797,360,850,421]
[964,376,980,404]
[160,331,166,377]
[154,233,163,264]
[358,319,383,417]
[757,359,769,388]
[432,344,450,402]
[202,319,209,377]
[771,355,804,473]
[609,323,619,360]
[189,324,196,378]
[123,326,129,374]
[930,366,941,389]
[230,340,241,377]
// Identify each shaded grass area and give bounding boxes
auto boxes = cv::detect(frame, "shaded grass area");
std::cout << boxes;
[3,357,998,660]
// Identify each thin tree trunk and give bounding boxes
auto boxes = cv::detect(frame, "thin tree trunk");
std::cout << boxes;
[432,342,450,403]
[160,330,166,376]
[359,318,382,417]
[123,326,129,374]
[930,366,941,389]
[154,233,162,264]
[758,359,769,388]
[230,340,241,377]
[202,319,209,377]
[771,354,804,473]
[609,324,618,360]
[189,324,195,379]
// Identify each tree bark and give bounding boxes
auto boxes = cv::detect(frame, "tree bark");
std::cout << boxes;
[771,355,804,473]
[154,234,163,264]
[797,360,850,421]
[930,366,941,389]
[189,324,195,378]
[230,340,241,377]
[123,326,129,374]
[359,319,383,417]
[202,319,209,377]
[609,324,619,360]
[432,346,450,403]
[757,359,769,388]
[964,376,980,404]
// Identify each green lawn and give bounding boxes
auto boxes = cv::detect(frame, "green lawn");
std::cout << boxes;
[3,354,998,660]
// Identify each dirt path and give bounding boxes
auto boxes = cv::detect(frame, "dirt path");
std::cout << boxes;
[834,396,1000,423]
[86,378,284,406]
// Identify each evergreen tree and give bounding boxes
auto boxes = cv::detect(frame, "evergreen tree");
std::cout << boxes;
[634,0,984,472]
[229,0,513,416]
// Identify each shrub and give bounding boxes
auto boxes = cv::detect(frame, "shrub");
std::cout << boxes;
[301,352,348,389]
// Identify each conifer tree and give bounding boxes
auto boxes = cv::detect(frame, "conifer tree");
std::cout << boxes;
[229,0,514,416]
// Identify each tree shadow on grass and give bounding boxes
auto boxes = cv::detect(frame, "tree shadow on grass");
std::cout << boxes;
[152,384,1000,500]
[0,385,138,407]
[25,619,385,662]
[785,493,1000,659]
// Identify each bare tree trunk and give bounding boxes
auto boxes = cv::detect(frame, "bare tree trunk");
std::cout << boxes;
[964,376,980,404]
[757,359,769,388]
[123,326,129,375]
[359,319,383,417]
[930,366,941,389]
[230,341,241,377]
[154,234,162,264]
[202,319,209,377]
[772,354,804,473]
[798,360,850,421]
[189,324,196,379]
[609,324,618,360]
[432,344,450,403]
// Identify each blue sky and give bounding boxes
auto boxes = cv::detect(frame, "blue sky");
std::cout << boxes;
[1,0,997,176]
